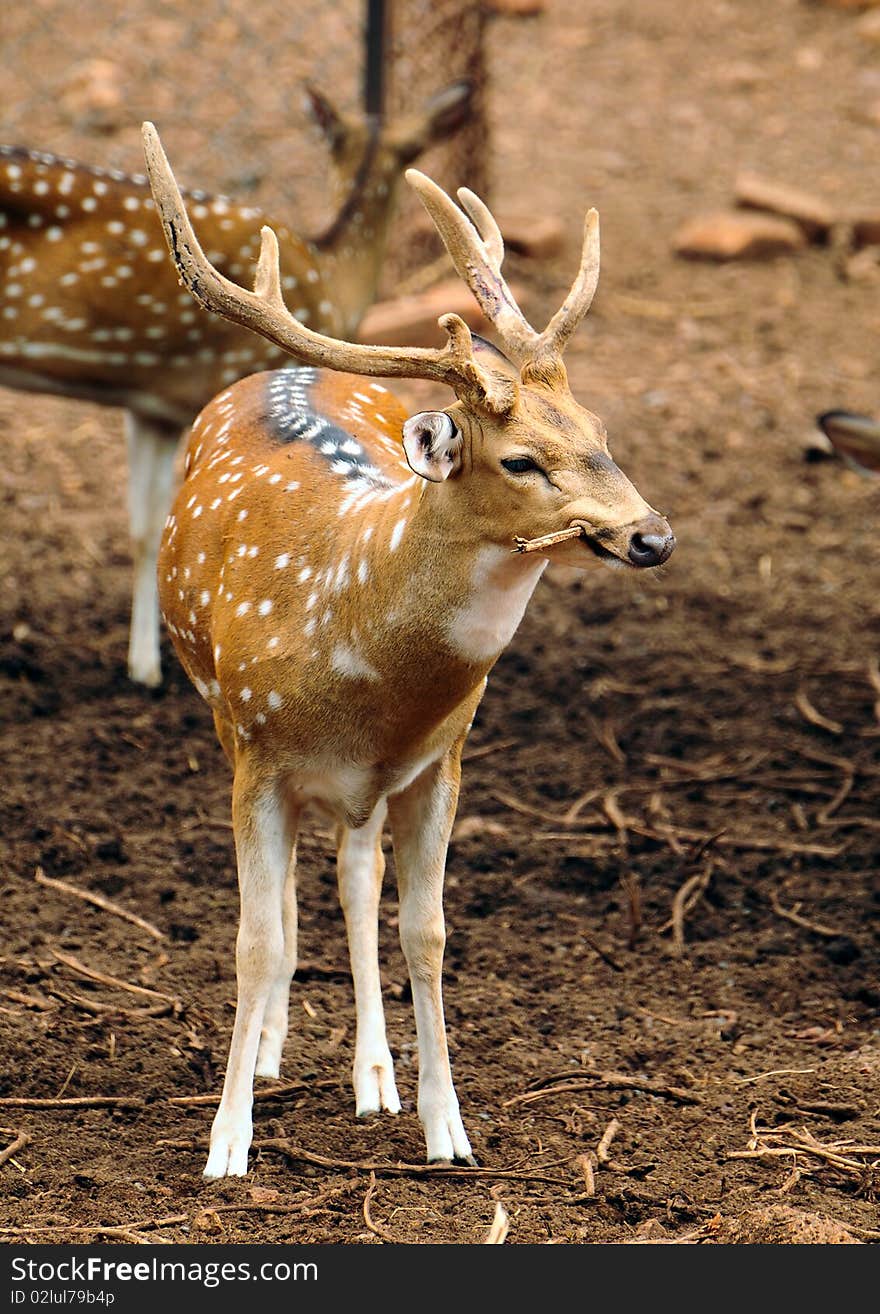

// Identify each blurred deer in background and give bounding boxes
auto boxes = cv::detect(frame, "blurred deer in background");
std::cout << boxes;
[144,122,675,1178]
[0,82,471,686]
[816,411,880,476]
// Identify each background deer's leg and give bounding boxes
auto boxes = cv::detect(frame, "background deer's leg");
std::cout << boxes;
[336,801,401,1117]
[205,767,297,1178]
[388,746,475,1165]
[124,411,180,688]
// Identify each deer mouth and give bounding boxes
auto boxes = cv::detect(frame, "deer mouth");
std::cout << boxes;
[581,533,623,564]
[573,517,676,570]
[569,521,628,566]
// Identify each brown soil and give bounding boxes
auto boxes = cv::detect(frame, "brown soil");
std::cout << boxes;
[1,0,879,1246]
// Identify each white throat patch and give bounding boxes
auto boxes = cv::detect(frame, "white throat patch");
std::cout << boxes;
[445,545,547,662]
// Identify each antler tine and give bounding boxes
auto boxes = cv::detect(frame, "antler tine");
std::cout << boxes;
[536,208,600,363]
[406,168,539,367]
[456,186,505,266]
[252,225,285,307]
[141,123,509,405]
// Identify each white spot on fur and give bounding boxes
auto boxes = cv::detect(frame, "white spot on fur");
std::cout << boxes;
[332,643,379,681]
[389,518,407,552]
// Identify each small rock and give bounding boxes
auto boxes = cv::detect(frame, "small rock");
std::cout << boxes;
[358,279,519,348]
[631,1218,669,1241]
[734,172,836,241]
[193,1208,223,1234]
[673,211,807,261]
[495,214,567,259]
[59,59,126,133]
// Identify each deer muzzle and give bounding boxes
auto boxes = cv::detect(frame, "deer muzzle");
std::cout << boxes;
[576,511,675,569]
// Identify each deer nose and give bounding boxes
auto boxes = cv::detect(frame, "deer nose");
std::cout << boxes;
[627,517,675,567]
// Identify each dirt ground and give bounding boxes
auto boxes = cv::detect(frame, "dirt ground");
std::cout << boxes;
[1,0,879,1246]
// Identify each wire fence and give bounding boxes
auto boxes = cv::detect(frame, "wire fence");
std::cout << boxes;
[3,0,488,291]
[385,0,489,282]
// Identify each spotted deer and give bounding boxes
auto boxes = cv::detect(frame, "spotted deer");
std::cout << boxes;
[0,82,471,687]
[143,122,675,1178]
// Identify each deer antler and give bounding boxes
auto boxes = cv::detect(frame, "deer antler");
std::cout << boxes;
[141,123,514,414]
[405,168,600,372]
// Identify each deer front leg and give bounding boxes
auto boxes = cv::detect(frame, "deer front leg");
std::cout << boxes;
[125,412,180,688]
[388,748,475,1165]
[336,802,401,1117]
[205,769,297,1179]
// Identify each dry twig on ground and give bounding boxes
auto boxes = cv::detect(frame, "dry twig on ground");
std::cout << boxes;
[727,1111,880,1186]
[0,1095,143,1110]
[51,948,182,1012]
[362,1172,399,1243]
[0,1131,31,1168]
[504,1070,701,1107]
[35,867,165,940]
[794,689,843,736]
[483,1201,510,1243]
[158,1137,572,1185]
[769,891,847,941]
[667,862,715,954]
[0,1215,186,1243]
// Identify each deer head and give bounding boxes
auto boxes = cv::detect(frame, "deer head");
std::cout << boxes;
[142,121,674,573]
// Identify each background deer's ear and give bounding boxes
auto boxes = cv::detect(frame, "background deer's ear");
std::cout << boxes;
[391,81,474,164]
[402,411,463,482]
[302,84,347,152]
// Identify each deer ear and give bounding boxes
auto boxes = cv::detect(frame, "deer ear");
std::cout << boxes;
[303,84,346,151]
[393,81,474,164]
[402,411,463,482]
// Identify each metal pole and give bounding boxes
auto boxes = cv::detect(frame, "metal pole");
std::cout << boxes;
[364,0,388,119]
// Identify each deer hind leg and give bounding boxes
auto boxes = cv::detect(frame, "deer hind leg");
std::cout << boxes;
[254,828,301,1079]
[388,748,475,1165]
[212,710,237,765]
[204,769,298,1179]
[336,801,401,1117]
[125,412,180,688]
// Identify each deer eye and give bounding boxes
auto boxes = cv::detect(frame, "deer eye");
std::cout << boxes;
[501,456,543,476]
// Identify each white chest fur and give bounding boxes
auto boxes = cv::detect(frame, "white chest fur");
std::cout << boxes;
[445,545,547,663]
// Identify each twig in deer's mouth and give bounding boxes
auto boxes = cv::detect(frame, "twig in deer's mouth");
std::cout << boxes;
[512,525,586,553]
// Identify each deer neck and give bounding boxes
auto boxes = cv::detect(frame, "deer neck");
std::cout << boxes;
[266,477,546,764]
[312,161,402,336]
[345,479,549,681]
